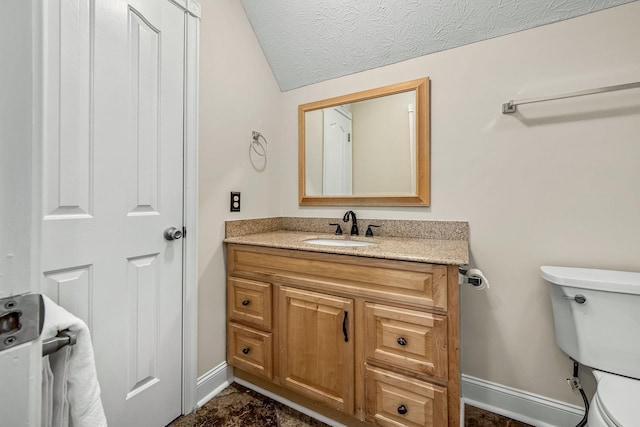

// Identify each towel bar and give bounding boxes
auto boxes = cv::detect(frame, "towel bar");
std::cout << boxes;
[502,81,640,114]
[42,330,77,357]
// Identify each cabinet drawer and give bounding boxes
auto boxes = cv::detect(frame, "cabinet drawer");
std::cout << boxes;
[227,322,273,380]
[365,303,447,379]
[228,277,272,330]
[365,366,447,427]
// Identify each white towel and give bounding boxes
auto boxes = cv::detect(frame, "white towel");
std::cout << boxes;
[50,348,70,427]
[41,295,108,427]
[42,356,54,427]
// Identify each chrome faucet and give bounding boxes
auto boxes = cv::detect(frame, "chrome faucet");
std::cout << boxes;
[342,211,359,236]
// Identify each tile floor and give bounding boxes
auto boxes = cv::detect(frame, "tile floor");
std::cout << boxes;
[168,382,532,427]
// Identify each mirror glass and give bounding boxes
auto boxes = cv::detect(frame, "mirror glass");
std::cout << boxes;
[298,78,430,206]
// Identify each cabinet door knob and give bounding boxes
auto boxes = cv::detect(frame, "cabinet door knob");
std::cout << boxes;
[397,405,408,415]
[242,347,250,355]
[241,299,250,306]
[397,337,407,346]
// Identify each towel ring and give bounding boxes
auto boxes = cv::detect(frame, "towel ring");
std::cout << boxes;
[251,131,268,157]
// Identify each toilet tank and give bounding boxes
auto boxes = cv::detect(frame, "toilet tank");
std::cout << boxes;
[542,266,640,380]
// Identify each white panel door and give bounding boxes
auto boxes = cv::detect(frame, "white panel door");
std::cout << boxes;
[41,0,186,425]
[0,1,42,425]
[323,107,353,195]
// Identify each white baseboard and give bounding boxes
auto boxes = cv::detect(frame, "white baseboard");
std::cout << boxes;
[196,362,234,408]
[197,367,586,427]
[462,374,585,427]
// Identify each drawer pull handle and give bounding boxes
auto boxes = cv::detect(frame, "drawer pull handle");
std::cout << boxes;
[397,405,408,415]
[397,337,407,346]
[242,347,250,355]
[241,300,250,306]
[342,310,349,343]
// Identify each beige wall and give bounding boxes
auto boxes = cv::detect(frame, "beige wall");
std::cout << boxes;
[352,91,414,194]
[278,2,640,405]
[197,0,282,376]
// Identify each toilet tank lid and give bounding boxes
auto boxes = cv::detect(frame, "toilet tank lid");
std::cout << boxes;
[541,266,640,295]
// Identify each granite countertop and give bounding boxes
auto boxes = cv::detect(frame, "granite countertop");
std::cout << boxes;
[224,230,469,265]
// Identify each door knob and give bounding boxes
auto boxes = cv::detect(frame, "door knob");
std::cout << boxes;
[164,227,183,241]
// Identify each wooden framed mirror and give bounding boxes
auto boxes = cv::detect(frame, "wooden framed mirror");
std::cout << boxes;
[298,77,430,206]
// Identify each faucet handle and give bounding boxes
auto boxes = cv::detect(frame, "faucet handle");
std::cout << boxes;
[365,225,381,237]
[329,223,343,235]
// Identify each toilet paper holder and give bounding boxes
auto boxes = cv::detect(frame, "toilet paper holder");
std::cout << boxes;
[459,264,489,289]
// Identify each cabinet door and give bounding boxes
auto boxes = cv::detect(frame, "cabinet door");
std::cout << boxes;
[279,287,354,413]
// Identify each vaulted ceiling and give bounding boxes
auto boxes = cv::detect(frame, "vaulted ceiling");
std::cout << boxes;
[240,0,636,91]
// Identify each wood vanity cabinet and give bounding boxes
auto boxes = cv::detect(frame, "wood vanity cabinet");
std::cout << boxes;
[226,244,460,427]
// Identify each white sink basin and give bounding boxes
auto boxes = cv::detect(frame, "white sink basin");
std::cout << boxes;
[304,238,376,247]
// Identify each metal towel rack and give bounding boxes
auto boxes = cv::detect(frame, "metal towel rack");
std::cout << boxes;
[502,81,640,114]
[42,330,77,357]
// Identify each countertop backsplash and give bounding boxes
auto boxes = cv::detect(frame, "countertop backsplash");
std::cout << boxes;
[225,217,468,241]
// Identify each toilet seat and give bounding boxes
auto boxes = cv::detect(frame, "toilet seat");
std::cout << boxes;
[591,395,617,427]
[593,371,640,426]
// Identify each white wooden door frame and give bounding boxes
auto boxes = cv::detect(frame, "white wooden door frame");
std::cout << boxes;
[181,0,201,415]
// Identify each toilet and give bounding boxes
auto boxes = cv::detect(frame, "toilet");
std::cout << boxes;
[541,266,640,427]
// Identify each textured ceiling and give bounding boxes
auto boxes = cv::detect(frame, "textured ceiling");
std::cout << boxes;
[240,0,636,91]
